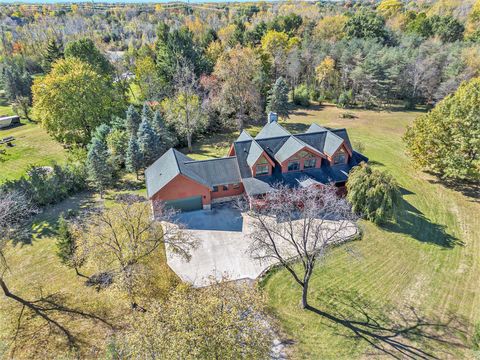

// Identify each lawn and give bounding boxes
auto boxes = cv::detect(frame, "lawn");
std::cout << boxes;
[0,103,478,358]
[187,103,479,358]
[0,121,67,183]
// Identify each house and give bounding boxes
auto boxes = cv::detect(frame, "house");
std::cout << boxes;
[0,115,20,129]
[145,114,368,216]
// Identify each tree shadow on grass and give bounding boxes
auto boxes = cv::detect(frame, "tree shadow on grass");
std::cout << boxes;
[381,197,462,248]
[13,192,98,246]
[307,289,468,359]
[426,176,480,204]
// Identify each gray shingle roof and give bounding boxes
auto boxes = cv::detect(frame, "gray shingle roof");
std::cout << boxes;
[306,123,328,133]
[274,136,323,163]
[236,130,253,142]
[323,131,344,156]
[145,149,241,198]
[246,140,267,167]
[254,122,290,140]
[242,177,275,196]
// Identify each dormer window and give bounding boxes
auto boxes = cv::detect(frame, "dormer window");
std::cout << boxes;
[333,149,346,165]
[288,160,300,171]
[256,164,269,175]
[304,158,316,169]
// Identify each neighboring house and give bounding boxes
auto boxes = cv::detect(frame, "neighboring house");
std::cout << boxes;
[145,114,368,216]
[0,115,20,129]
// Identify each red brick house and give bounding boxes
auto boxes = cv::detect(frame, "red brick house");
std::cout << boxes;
[145,117,367,216]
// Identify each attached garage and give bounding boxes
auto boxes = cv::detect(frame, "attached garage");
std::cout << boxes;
[164,196,202,212]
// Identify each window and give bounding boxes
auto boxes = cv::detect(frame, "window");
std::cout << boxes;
[213,186,219,192]
[288,160,300,171]
[222,185,229,191]
[304,158,316,169]
[333,152,346,165]
[256,164,269,175]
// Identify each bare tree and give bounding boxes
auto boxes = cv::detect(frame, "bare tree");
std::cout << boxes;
[77,195,197,307]
[243,183,359,309]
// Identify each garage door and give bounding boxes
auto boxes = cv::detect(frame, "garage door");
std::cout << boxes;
[165,196,202,212]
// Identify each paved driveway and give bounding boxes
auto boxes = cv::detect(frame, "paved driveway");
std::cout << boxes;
[167,204,357,287]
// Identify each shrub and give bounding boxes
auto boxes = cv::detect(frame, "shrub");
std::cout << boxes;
[340,111,357,119]
[1,163,87,207]
[337,90,353,108]
[346,163,401,224]
[293,84,310,106]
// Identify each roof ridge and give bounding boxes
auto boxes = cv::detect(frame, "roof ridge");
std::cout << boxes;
[183,156,237,164]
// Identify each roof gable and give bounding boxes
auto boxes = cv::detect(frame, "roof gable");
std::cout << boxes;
[306,123,328,133]
[274,136,324,163]
[323,131,345,156]
[145,149,181,198]
[255,122,291,140]
[236,130,253,142]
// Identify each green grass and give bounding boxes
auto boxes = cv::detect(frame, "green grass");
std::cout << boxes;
[0,103,478,358]
[0,121,67,183]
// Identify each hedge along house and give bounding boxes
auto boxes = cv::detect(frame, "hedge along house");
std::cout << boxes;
[145,114,368,216]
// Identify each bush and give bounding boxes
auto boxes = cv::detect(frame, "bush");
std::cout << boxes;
[340,111,357,119]
[346,163,401,224]
[337,90,353,108]
[1,163,87,207]
[293,84,310,106]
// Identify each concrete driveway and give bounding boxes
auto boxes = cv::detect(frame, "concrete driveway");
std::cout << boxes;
[167,204,357,287]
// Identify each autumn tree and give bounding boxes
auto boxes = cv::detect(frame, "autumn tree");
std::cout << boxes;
[315,56,341,100]
[314,15,348,43]
[115,282,272,359]
[76,198,196,307]
[32,58,124,146]
[242,184,359,309]
[403,77,480,181]
[64,38,115,77]
[347,163,401,224]
[213,46,262,131]
[377,0,404,19]
[345,10,389,44]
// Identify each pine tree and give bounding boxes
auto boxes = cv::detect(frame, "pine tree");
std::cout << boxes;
[56,215,74,265]
[267,77,290,119]
[92,123,111,143]
[126,135,143,178]
[44,38,63,71]
[152,110,176,149]
[126,105,141,136]
[87,138,113,197]
[137,117,161,168]
[142,102,155,124]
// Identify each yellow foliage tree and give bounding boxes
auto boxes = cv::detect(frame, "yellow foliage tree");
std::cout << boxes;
[377,0,404,18]
[314,15,348,43]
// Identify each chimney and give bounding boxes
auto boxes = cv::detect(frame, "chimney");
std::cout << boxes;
[268,112,278,123]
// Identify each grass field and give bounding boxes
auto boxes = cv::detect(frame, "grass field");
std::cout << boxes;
[0,103,478,358]
[0,121,67,183]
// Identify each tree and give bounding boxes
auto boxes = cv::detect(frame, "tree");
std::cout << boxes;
[76,198,196,307]
[141,102,154,123]
[134,56,163,101]
[377,0,404,19]
[56,215,87,278]
[266,77,289,119]
[261,30,298,77]
[428,15,464,42]
[162,92,206,152]
[115,282,272,359]
[44,38,63,71]
[213,46,262,131]
[403,77,480,181]
[64,38,114,77]
[345,10,389,43]
[32,58,124,146]
[126,135,143,178]
[136,116,161,167]
[87,138,113,196]
[152,110,176,149]
[347,163,401,224]
[242,184,359,309]
[315,56,341,100]
[125,105,141,137]
[314,15,348,43]
[2,61,32,120]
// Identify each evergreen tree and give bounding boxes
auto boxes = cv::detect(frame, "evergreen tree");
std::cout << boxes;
[126,135,143,178]
[92,123,111,143]
[142,102,155,124]
[152,110,176,149]
[137,117,161,168]
[126,105,141,136]
[44,38,63,71]
[87,138,113,197]
[56,215,74,265]
[266,77,290,119]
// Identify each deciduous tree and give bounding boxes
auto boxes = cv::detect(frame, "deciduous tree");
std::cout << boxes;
[32,58,124,146]
[64,38,114,77]
[347,163,401,224]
